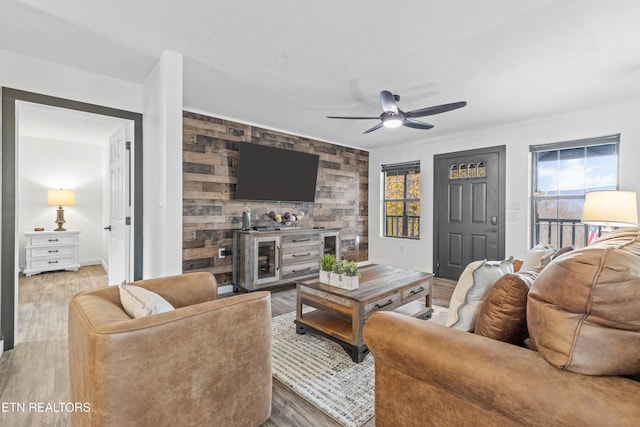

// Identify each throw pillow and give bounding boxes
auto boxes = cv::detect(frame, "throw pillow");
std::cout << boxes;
[119,281,175,318]
[528,228,640,375]
[446,257,514,332]
[520,243,555,271]
[474,268,539,344]
[551,246,574,260]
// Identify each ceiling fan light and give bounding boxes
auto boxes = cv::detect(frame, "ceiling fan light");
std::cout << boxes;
[382,116,403,128]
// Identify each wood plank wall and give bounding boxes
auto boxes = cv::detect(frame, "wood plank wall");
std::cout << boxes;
[183,112,369,287]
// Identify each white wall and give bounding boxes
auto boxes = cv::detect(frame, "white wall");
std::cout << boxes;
[0,49,143,111]
[142,50,184,278]
[368,97,640,273]
[18,137,105,268]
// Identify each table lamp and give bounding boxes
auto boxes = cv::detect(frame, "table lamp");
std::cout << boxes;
[48,189,75,231]
[581,190,638,232]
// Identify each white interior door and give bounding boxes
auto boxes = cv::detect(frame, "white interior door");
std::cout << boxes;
[107,125,131,285]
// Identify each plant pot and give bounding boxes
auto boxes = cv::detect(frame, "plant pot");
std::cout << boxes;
[338,275,359,290]
[319,270,331,284]
[322,273,359,290]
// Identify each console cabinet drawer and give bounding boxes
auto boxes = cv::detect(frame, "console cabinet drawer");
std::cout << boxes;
[281,233,320,246]
[282,260,319,280]
[281,244,321,264]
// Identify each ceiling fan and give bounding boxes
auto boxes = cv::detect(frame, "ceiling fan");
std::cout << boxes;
[327,90,467,134]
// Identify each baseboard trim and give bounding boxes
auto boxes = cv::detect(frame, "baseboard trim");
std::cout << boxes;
[217,285,234,295]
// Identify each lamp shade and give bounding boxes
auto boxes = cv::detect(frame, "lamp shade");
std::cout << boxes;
[581,190,638,228]
[48,189,75,206]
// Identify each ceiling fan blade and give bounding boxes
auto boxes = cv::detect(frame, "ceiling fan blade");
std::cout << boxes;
[404,101,467,118]
[403,119,434,130]
[363,123,384,134]
[379,91,398,114]
[326,116,380,120]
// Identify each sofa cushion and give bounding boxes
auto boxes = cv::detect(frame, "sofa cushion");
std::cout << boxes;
[474,268,539,344]
[520,243,555,271]
[528,228,640,375]
[119,281,175,318]
[446,258,514,332]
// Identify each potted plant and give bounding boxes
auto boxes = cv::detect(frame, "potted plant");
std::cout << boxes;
[324,259,360,290]
[319,254,336,284]
[339,260,360,290]
[343,261,360,278]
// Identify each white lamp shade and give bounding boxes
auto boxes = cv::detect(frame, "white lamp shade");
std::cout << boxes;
[581,190,638,227]
[48,189,75,206]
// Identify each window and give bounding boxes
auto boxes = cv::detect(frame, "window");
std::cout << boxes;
[531,134,619,249]
[382,161,420,238]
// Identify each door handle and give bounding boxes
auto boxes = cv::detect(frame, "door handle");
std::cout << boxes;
[104,225,112,231]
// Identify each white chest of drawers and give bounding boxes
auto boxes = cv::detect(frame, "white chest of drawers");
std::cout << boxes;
[24,230,81,276]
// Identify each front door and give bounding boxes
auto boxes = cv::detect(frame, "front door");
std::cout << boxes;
[107,124,131,285]
[434,146,506,280]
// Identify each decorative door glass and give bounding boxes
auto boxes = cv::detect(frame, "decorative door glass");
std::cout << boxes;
[255,237,280,284]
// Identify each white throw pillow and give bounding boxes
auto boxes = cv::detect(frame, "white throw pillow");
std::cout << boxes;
[446,258,514,331]
[119,281,175,318]
[520,243,555,271]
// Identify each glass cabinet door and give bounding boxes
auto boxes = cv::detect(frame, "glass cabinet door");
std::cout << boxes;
[254,236,280,285]
[321,232,340,259]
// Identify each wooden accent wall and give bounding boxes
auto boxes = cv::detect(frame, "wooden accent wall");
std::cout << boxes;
[183,111,369,287]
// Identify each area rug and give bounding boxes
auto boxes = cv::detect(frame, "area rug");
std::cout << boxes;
[271,305,448,427]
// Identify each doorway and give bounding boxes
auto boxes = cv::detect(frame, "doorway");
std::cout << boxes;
[433,146,506,280]
[2,88,143,351]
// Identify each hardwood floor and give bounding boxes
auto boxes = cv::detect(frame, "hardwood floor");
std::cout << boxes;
[0,267,454,427]
[0,266,107,427]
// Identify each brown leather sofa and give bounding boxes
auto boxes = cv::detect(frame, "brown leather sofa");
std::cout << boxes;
[364,230,640,427]
[68,272,272,427]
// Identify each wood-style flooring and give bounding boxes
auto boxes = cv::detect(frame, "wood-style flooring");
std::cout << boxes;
[0,266,454,427]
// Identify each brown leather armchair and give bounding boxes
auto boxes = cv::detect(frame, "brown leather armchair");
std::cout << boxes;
[68,272,272,427]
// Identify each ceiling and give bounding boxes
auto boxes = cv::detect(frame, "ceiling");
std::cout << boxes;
[3,0,640,150]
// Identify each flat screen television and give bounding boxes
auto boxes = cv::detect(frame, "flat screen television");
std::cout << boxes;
[236,144,320,202]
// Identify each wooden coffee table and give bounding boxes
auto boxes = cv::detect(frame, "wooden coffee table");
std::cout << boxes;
[295,264,433,362]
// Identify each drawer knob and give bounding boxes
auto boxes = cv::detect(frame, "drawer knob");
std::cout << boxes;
[48,260,59,264]
[48,238,59,242]
[292,267,311,273]
[48,250,59,253]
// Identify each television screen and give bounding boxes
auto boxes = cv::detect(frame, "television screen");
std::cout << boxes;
[236,144,319,202]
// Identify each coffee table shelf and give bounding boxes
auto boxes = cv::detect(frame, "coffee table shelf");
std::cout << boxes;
[297,310,352,343]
